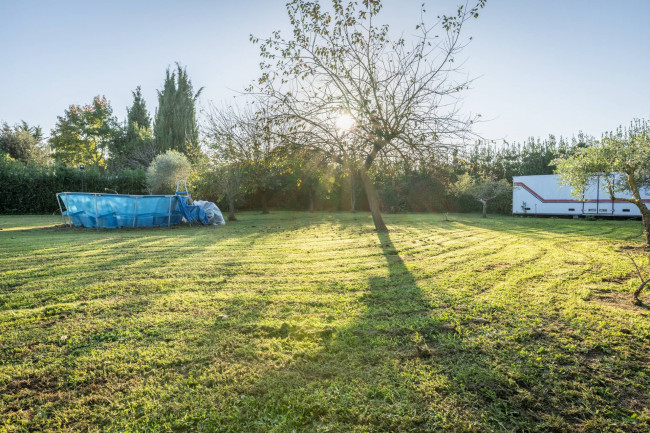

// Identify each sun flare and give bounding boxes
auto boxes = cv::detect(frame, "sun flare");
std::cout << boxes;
[335,113,355,132]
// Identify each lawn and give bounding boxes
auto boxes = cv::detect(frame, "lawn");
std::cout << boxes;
[1,212,649,432]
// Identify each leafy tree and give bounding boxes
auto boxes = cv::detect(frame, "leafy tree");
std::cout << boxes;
[154,64,203,157]
[292,150,336,212]
[454,173,511,218]
[463,136,580,181]
[250,0,485,231]
[50,96,118,168]
[0,121,49,165]
[146,150,192,194]
[555,119,650,245]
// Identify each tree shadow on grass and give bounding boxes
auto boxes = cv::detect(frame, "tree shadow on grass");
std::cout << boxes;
[9,215,648,431]
[184,228,650,432]
[181,230,516,431]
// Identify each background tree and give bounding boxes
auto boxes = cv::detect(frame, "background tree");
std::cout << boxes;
[194,161,246,221]
[110,87,157,169]
[154,64,203,157]
[292,149,336,212]
[0,121,49,165]
[205,103,286,214]
[251,0,485,231]
[146,149,192,194]
[50,96,118,168]
[555,119,650,245]
[455,173,511,218]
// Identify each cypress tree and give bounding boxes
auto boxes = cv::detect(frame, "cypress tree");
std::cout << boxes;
[109,87,156,170]
[126,86,151,135]
[154,64,203,156]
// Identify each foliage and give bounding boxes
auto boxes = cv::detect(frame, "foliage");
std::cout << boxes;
[251,0,486,230]
[0,121,50,165]
[154,64,203,157]
[454,173,511,217]
[49,96,119,168]
[145,149,192,194]
[290,149,336,212]
[1,212,649,432]
[126,86,152,132]
[463,135,580,180]
[0,154,145,214]
[555,119,650,244]
[193,160,246,220]
[109,87,159,170]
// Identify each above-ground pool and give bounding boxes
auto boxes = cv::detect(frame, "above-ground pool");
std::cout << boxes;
[56,192,205,229]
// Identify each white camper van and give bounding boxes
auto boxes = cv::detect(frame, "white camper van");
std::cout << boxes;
[512,174,650,217]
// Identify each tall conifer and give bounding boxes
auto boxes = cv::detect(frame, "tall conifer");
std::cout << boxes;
[154,64,203,156]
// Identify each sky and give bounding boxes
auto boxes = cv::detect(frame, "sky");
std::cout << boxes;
[1,0,648,144]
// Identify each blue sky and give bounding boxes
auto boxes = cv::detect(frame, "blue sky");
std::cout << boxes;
[1,0,648,143]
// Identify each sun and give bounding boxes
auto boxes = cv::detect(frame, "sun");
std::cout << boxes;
[335,113,355,132]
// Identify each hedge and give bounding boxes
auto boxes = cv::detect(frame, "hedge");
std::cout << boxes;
[0,154,146,214]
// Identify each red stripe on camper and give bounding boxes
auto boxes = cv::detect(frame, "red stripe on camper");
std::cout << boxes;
[513,182,650,204]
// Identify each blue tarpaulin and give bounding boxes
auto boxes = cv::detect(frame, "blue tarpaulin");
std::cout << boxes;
[56,192,208,229]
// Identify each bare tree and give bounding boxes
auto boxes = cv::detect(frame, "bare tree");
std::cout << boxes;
[129,138,165,168]
[250,0,485,231]
[625,252,650,305]
[204,102,285,214]
[210,162,245,221]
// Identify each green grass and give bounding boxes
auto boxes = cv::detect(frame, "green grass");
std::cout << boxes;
[1,212,649,432]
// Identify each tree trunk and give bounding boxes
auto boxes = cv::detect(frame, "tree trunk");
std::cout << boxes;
[641,208,650,246]
[261,189,269,214]
[309,190,315,213]
[624,173,650,246]
[633,279,649,305]
[350,170,357,212]
[481,200,487,218]
[227,195,237,221]
[360,168,388,232]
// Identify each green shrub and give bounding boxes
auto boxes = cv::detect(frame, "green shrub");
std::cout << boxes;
[146,150,191,194]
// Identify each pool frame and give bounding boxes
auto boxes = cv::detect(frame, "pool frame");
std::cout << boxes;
[56,192,182,229]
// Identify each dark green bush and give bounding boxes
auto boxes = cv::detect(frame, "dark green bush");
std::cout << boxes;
[0,154,146,214]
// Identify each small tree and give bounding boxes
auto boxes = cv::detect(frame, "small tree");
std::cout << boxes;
[455,173,511,218]
[194,161,245,221]
[624,252,650,305]
[146,150,192,194]
[555,119,650,245]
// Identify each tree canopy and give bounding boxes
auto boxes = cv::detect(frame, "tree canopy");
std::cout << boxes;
[154,64,203,157]
[555,119,650,244]
[0,121,49,165]
[250,0,485,231]
[49,96,118,168]
[146,149,192,194]
[109,86,158,169]
[455,173,511,218]
[205,102,287,214]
